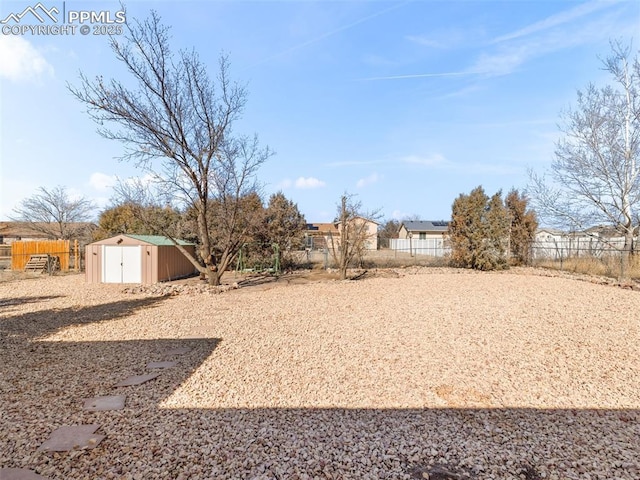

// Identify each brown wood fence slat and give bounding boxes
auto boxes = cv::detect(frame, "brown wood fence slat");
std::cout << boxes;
[11,240,70,271]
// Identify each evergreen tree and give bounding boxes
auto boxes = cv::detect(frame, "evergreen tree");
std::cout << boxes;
[505,189,538,265]
[264,192,306,254]
[449,186,509,270]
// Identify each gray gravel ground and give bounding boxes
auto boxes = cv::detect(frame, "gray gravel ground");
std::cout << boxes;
[1,268,639,479]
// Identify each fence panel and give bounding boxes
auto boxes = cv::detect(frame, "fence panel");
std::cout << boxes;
[390,238,450,257]
[531,236,629,259]
[11,240,70,271]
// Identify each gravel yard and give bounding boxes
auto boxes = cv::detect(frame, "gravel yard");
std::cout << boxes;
[1,268,639,479]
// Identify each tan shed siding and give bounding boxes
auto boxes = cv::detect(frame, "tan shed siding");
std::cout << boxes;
[156,245,196,282]
[85,244,101,283]
[141,245,155,284]
[85,236,196,284]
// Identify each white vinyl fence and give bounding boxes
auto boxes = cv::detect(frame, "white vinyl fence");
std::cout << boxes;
[532,235,629,259]
[390,238,450,257]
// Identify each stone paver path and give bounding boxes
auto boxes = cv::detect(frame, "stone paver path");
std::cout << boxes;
[146,361,177,369]
[18,342,194,477]
[82,395,126,412]
[37,425,105,452]
[113,372,161,387]
[0,468,51,480]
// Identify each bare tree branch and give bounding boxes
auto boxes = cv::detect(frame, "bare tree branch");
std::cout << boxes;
[329,193,381,279]
[11,186,96,240]
[69,11,272,284]
[528,40,640,280]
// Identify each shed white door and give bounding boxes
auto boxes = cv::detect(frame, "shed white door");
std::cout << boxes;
[103,246,142,283]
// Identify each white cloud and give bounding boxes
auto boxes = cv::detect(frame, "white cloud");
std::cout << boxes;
[295,176,326,189]
[356,172,381,188]
[89,172,116,192]
[0,36,54,82]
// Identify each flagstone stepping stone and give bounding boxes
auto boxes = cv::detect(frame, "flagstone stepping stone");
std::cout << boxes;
[146,361,177,369]
[83,395,126,412]
[114,372,161,387]
[165,347,190,355]
[37,425,105,452]
[0,468,51,480]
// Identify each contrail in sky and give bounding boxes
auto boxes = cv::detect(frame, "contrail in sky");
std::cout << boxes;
[247,1,411,69]
[356,71,482,81]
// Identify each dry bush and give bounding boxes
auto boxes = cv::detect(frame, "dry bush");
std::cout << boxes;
[361,255,449,269]
[290,250,449,271]
[534,254,640,280]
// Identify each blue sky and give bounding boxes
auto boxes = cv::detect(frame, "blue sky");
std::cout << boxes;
[1,0,639,224]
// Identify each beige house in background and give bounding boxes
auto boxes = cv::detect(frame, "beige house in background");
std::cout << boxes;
[305,216,379,251]
[391,220,450,257]
[398,220,449,240]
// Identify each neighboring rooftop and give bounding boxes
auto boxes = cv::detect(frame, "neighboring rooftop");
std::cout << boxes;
[305,223,339,234]
[400,221,450,232]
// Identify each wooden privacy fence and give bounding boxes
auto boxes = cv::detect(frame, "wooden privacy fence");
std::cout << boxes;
[11,240,71,271]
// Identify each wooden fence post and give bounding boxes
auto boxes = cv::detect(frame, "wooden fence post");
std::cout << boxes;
[74,239,79,272]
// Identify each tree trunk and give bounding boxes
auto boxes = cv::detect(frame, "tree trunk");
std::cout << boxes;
[196,203,218,285]
[339,195,348,280]
[621,228,634,282]
[208,268,220,286]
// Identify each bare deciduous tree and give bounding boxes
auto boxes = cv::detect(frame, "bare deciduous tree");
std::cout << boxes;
[329,194,380,279]
[529,41,640,280]
[69,11,272,285]
[11,185,95,240]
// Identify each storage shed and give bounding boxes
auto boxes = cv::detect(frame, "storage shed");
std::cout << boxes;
[85,234,198,284]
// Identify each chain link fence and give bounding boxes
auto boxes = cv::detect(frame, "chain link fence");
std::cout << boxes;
[530,245,635,279]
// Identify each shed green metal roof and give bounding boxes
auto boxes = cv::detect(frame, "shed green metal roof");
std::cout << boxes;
[125,234,194,246]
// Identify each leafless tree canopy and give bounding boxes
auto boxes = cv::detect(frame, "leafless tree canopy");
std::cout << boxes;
[68,11,272,284]
[11,186,96,240]
[329,194,380,280]
[529,40,640,280]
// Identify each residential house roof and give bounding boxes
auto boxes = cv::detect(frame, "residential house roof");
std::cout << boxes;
[535,228,567,236]
[400,220,449,233]
[306,223,339,234]
[336,216,380,226]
